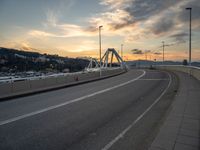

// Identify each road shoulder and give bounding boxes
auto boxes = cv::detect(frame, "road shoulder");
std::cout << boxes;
[149,71,200,150]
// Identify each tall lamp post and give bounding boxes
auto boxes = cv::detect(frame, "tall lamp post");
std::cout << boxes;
[162,41,165,64]
[186,7,192,66]
[121,44,123,60]
[99,25,103,77]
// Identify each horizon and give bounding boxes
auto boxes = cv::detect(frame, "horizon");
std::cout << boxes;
[1,46,200,63]
[0,0,200,61]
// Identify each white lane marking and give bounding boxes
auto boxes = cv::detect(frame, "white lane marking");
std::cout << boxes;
[101,72,172,150]
[138,79,169,81]
[0,70,146,126]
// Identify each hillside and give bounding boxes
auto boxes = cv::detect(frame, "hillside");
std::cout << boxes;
[0,47,89,73]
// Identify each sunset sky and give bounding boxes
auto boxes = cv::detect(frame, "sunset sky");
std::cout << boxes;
[0,0,200,61]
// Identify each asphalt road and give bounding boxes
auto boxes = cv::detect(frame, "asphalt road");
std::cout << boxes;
[0,69,178,150]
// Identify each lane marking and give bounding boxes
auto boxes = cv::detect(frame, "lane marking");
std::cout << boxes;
[0,70,146,126]
[138,79,169,81]
[101,72,172,150]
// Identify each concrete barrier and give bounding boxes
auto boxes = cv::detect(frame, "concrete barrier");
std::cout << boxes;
[44,77,58,87]
[0,83,12,98]
[156,65,200,80]
[30,79,46,90]
[56,76,68,84]
[0,68,126,99]
[12,80,31,93]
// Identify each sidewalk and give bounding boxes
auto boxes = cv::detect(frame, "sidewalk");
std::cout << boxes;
[149,71,200,150]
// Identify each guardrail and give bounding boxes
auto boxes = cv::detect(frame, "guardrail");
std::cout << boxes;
[0,68,126,100]
[155,65,200,80]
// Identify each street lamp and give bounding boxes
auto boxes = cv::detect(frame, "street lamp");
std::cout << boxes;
[99,25,103,77]
[162,41,165,63]
[186,7,192,66]
[121,44,123,60]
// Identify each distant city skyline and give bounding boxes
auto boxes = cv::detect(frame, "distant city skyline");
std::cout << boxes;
[0,0,200,61]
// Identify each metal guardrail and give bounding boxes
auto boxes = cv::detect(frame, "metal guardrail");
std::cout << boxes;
[0,67,122,84]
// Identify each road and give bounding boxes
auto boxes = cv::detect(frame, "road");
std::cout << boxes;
[0,69,178,150]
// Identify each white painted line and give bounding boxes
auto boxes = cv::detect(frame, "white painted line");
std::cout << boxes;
[101,72,172,150]
[138,79,169,81]
[0,70,146,126]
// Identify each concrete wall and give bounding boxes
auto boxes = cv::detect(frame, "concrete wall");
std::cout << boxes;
[0,68,126,99]
[156,65,200,80]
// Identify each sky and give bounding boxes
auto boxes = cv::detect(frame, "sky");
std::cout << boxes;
[0,0,200,61]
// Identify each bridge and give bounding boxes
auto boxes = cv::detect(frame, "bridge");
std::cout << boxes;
[0,49,199,150]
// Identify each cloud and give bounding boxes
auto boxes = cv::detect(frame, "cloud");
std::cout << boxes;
[98,0,183,30]
[150,14,176,35]
[90,1,134,31]
[29,1,99,39]
[89,9,132,31]
[56,24,97,37]
[0,40,43,53]
[154,52,162,55]
[30,0,200,41]
[66,40,97,53]
[131,49,144,54]
[127,0,191,21]
[100,0,131,9]
[178,0,200,27]
[144,50,151,53]
[29,30,57,37]
[20,43,46,53]
[44,0,75,27]
[45,9,59,27]
[26,0,200,53]
[29,24,97,38]
[169,32,188,44]
[29,7,100,39]
[92,0,200,42]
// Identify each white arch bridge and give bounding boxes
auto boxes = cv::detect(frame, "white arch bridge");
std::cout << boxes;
[86,48,128,71]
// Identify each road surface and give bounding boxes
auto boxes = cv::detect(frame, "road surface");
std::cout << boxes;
[0,69,178,150]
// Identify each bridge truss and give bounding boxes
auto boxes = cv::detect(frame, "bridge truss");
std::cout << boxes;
[86,48,127,71]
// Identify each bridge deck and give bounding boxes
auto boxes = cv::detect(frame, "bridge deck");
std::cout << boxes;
[150,71,200,150]
[0,69,199,150]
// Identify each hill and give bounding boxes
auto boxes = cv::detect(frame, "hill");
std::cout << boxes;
[0,47,89,73]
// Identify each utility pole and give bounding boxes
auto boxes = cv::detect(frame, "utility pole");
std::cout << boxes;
[186,7,192,66]
[99,25,103,77]
[145,51,147,61]
[162,41,165,63]
[121,44,123,60]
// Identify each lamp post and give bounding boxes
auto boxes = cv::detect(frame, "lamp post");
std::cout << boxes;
[186,7,192,66]
[162,41,165,64]
[145,51,147,61]
[99,25,103,77]
[121,44,123,60]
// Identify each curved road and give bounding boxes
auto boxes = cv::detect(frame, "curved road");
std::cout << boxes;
[0,69,178,150]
